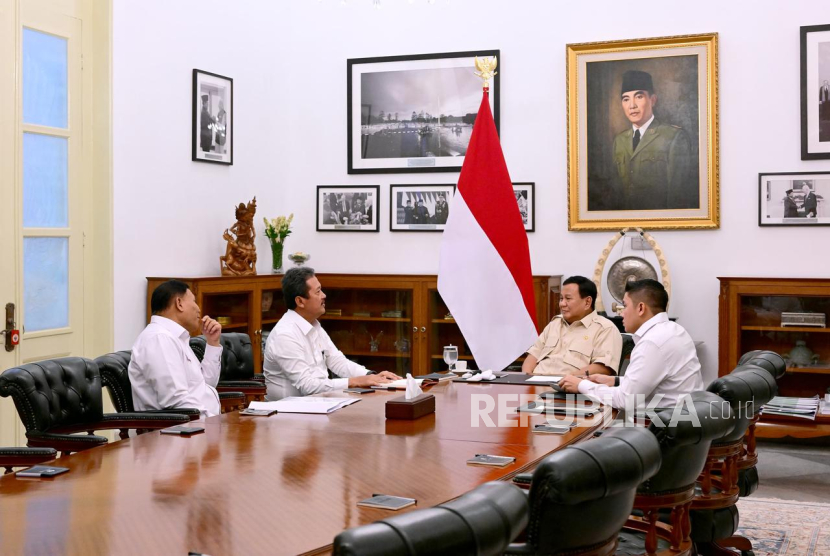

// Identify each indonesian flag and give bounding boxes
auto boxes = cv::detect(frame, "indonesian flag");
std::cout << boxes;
[438,90,538,372]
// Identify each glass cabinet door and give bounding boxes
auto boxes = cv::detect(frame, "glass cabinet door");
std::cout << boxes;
[319,286,414,376]
[740,294,830,397]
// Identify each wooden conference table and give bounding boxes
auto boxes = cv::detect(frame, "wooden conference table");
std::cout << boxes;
[0,381,610,556]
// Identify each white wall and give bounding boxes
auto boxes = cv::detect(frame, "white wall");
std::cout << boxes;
[114,0,830,382]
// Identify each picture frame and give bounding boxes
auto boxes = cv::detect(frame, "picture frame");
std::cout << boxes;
[347,49,499,174]
[758,172,829,226]
[389,184,455,232]
[513,182,535,232]
[800,24,830,160]
[192,69,233,165]
[566,33,719,230]
[317,185,380,232]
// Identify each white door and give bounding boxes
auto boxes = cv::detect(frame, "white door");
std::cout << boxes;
[0,1,86,447]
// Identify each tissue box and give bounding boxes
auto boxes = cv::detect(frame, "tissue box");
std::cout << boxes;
[385,394,435,420]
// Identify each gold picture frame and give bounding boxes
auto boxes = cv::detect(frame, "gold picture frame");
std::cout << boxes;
[567,33,719,230]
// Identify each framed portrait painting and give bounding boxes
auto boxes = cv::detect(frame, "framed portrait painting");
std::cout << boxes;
[759,172,830,226]
[317,185,380,232]
[347,49,499,174]
[801,24,830,160]
[192,69,233,165]
[566,34,719,230]
[389,184,455,231]
[513,182,535,232]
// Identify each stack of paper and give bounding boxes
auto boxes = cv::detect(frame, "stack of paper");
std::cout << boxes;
[248,397,360,414]
[761,396,821,420]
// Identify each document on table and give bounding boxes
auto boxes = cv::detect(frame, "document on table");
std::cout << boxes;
[248,397,360,414]
[525,376,563,383]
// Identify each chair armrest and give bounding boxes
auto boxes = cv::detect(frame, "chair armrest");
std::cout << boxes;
[99,412,191,430]
[504,543,536,555]
[217,381,267,398]
[252,374,265,383]
[219,391,247,413]
[0,447,58,471]
[512,473,532,488]
[144,408,202,421]
[26,432,108,453]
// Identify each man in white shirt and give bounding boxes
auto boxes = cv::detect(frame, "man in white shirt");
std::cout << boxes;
[558,279,703,409]
[263,267,398,401]
[129,280,223,417]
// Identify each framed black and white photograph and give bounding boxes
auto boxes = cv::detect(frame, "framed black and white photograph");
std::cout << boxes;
[759,172,829,226]
[192,69,233,165]
[348,49,499,174]
[801,24,830,160]
[513,182,535,232]
[389,184,455,231]
[317,185,380,232]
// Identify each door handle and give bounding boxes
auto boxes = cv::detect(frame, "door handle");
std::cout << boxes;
[420,327,426,333]
[4,303,17,352]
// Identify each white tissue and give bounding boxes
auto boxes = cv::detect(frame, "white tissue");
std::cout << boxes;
[462,369,496,382]
[405,373,423,400]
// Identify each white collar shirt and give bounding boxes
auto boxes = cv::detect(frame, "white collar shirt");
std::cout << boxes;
[128,315,222,417]
[578,312,703,410]
[633,115,655,138]
[263,309,368,401]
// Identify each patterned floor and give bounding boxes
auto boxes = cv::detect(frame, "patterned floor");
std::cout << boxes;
[737,497,830,555]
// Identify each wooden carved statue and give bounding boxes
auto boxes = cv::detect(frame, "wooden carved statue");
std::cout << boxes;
[220,197,258,276]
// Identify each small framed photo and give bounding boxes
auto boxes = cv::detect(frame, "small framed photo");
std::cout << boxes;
[192,69,233,165]
[389,184,455,231]
[347,49,499,174]
[513,182,535,232]
[800,24,830,160]
[317,185,380,232]
[759,172,830,226]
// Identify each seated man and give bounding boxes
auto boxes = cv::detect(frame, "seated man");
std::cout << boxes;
[129,280,223,417]
[263,267,398,400]
[559,279,704,409]
[522,276,621,377]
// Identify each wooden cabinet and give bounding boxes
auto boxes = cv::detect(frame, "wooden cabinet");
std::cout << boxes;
[718,277,830,438]
[147,274,560,376]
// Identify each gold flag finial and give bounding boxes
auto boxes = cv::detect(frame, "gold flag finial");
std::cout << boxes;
[474,56,498,91]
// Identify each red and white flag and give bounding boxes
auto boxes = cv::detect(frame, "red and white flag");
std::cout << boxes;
[438,89,538,372]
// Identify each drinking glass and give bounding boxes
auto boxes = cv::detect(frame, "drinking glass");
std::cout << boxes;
[443,345,458,372]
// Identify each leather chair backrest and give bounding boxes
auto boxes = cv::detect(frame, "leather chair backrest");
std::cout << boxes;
[736,350,786,380]
[95,351,135,412]
[189,333,254,381]
[525,426,661,553]
[333,481,528,556]
[619,333,635,376]
[707,368,777,443]
[0,357,104,433]
[641,391,735,493]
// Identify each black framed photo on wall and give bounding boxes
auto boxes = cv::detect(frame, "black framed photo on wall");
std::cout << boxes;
[566,34,719,230]
[347,49,499,174]
[192,69,233,165]
[759,172,829,226]
[801,24,830,160]
[513,182,535,232]
[389,184,455,231]
[317,185,380,232]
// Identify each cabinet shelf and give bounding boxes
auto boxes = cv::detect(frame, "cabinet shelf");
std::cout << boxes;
[321,316,411,323]
[221,322,248,330]
[343,350,411,358]
[786,366,830,375]
[742,325,830,333]
[432,318,457,324]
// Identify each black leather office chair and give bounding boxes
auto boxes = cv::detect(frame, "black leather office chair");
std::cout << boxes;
[737,350,786,381]
[619,333,636,376]
[333,481,528,556]
[0,447,57,474]
[618,391,735,555]
[506,426,661,555]
[190,333,266,402]
[95,351,201,421]
[689,367,777,556]
[0,357,190,454]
